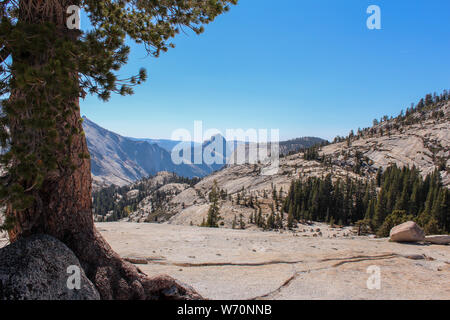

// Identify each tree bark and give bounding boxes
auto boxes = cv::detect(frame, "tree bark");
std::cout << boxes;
[6,0,202,300]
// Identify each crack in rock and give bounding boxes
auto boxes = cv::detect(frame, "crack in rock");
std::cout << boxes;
[251,253,428,300]
[328,254,399,267]
[124,252,436,300]
[251,272,298,300]
[148,260,305,268]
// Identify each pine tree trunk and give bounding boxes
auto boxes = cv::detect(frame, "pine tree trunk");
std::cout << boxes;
[5,0,201,300]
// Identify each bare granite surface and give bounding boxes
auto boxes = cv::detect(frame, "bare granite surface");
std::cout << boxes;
[97,222,450,300]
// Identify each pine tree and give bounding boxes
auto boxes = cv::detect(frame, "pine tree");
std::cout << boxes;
[287,203,294,229]
[206,181,222,228]
[266,203,276,229]
[373,188,387,228]
[239,214,245,230]
[431,189,448,231]
[249,211,255,224]
[276,212,283,229]
[329,216,335,228]
[266,214,274,230]
[408,177,421,215]
[0,0,237,300]
[283,164,449,235]
[256,206,261,227]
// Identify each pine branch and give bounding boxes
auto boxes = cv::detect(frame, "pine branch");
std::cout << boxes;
[0,47,10,64]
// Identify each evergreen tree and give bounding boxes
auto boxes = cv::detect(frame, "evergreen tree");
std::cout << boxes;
[0,0,237,299]
[287,203,294,229]
[329,217,335,228]
[276,212,283,229]
[205,181,222,228]
[266,203,276,229]
[239,213,245,230]
[283,164,449,236]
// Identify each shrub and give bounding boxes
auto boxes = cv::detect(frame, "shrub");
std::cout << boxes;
[376,210,414,238]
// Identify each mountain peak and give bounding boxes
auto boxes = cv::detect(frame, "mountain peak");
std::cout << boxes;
[83,118,219,189]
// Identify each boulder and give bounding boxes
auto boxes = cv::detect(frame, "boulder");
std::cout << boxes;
[390,221,425,243]
[0,234,100,300]
[425,235,450,245]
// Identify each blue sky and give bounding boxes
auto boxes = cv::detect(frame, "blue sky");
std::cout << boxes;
[80,0,450,141]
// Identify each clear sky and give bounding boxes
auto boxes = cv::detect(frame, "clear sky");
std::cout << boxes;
[80,0,450,142]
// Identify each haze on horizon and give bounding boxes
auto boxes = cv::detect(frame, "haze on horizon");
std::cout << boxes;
[80,0,450,142]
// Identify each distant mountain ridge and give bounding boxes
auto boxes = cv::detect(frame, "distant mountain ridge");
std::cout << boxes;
[92,98,450,226]
[126,137,197,154]
[83,117,214,189]
[83,117,327,189]
[280,137,328,155]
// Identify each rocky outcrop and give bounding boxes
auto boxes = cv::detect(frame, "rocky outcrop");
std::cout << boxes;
[321,102,450,185]
[162,104,449,228]
[0,234,100,300]
[390,221,425,243]
[425,235,450,245]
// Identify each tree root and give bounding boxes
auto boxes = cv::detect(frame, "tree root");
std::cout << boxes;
[92,259,202,300]
[147,260,304,268]
[72,228,204,300]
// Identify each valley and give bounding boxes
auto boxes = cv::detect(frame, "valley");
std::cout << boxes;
[4,94,448,301]
[1,95,449,302]
[92,99,449,238]
[1,0,449,303]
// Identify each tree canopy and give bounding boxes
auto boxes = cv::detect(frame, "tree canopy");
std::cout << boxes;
[1,0,237,100]
[283,165,449,236]
[0,0,237,219]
